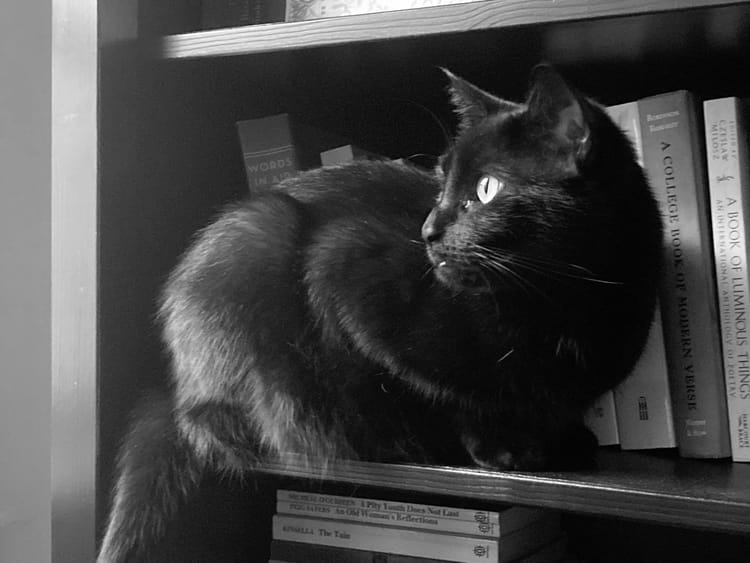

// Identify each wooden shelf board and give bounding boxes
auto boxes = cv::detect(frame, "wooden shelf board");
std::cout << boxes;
[258,450,750,534]
[161,0,744,59]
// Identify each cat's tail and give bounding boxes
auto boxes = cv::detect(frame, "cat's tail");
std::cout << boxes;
[98,391,203,563]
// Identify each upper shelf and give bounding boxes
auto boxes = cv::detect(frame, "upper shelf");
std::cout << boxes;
[161,0,748,60]
[258,450,750,534]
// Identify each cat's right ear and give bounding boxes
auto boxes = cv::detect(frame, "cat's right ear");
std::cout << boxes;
[441,68,517,133]
[525,65,590,163]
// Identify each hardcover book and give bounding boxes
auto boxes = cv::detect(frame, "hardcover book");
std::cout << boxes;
[236,113,343,194]
[605,101,676,450]
[285,0,480,22]
[200,0,285,29]
[638,90,730,458]
[704,96,750,462]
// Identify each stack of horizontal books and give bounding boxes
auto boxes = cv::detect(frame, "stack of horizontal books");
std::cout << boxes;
[268,489,566,562]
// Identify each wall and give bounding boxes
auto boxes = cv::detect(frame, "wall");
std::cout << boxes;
[0,0,52,561]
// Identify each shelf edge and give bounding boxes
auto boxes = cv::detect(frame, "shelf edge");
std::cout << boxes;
[255,456,750,534]
[160,0,746,59]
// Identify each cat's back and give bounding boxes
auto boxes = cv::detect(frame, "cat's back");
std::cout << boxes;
[280,159,439,222]
[168,159,437,288]
[159,160,438,394]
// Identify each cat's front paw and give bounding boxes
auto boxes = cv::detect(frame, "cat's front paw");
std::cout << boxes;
[462,433,548,471]
[461,425,597,471]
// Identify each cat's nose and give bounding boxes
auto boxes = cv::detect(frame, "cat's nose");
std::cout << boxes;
[421,209,444,243]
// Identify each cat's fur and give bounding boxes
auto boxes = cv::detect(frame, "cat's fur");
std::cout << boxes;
[98,66,663,561]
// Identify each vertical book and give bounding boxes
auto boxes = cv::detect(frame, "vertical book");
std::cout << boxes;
[704,96,750,461]
[236,113,343,194]
[606,101,676,451]
[638,90,730,458]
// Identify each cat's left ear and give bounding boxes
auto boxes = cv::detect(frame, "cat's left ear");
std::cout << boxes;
[526,65,591,163]
[441,68,518,133]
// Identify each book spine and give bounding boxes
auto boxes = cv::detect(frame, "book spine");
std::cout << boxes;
[614,306,677,449]
[236,114,300,193]
[269,539,443,562]
[584,391,620,446]
[272,515,498,563]
[276,500,500,537]
[606,101,676,450]
[276,490,500,526]
[704,96,750,461]
[638,90,731,458]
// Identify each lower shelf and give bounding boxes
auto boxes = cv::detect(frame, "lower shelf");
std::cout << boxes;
[257,449,750,534]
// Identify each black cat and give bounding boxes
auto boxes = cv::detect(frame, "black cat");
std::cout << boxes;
[98,66,663,561]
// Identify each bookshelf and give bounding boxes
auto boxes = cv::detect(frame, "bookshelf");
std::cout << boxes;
[160,0,747,59]
[257,451,750,534]
[52,0,750,561]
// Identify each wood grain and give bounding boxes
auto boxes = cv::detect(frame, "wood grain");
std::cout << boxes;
[161,0,744,59]
[257,451,750,533]
[51,0,99,560]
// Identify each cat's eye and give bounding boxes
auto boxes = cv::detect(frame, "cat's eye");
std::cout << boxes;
[476,175,504,204]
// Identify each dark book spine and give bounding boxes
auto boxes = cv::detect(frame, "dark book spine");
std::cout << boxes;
[639,90,731,458]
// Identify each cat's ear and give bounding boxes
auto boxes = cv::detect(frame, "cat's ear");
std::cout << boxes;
[526,65,590,162]
[441,68,517,133]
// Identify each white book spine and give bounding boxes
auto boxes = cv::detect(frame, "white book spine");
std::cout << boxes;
[276,500,500,537]
[606,101,676,450]
[276,490,500,526]
[705,97,750,461]
[614,306,676,449]
[272,514,498,563]
[584,391,620,446]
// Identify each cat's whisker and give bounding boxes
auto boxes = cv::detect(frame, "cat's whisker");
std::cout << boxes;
[474,245,623,286]
[388,96,451,145]
[511,257,623,286]
[496,348,515,365]
[471,249,552,302]
[420,265,434,281]
[475,268,495,294]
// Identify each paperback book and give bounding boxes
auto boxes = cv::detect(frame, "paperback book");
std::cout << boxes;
[605,101,676,451]
[637,90,730,458]
[269,540,465,562]
[236,113,343,194]
[271,512,561,563]
[584,391,620,447]
[272,514,498,562]
[704,96,750,462]
[613,307,676,449]
[276,490,546,538]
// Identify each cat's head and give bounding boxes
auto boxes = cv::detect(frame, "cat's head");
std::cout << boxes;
[422,65,631,295]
